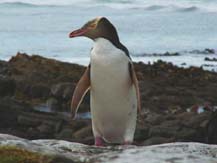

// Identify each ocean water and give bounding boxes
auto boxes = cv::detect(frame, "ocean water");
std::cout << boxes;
[0,0,217,70]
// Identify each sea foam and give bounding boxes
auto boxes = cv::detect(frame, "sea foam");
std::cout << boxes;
[1,0,217,12]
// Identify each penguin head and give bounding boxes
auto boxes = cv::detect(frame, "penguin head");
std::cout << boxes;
[69,17,119,42]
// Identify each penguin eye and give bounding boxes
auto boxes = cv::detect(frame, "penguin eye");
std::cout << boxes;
[89,23,97,29]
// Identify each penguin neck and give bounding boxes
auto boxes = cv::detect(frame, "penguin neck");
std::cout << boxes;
[93,37,130,59]
[93,38,115,51]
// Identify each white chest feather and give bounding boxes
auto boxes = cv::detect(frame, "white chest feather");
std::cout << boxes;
[90,38,137,143]
[90,38,131,91]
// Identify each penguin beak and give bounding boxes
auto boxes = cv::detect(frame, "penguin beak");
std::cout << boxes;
[69,28,89,38]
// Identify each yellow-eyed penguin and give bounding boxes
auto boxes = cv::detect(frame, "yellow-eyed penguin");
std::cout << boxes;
[69,17,141,146]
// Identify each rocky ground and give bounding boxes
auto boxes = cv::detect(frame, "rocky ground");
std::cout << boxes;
[0,134,216,163]
[0,52,217,147]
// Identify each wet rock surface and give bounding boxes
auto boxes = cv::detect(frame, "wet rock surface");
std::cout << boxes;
[0,134,216,163]
[0,53,217,146]
[205,57,217,62]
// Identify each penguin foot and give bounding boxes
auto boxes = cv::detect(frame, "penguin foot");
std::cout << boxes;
[95,137,104,146]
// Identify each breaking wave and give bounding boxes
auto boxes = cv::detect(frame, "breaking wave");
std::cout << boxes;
[0,1,216,13]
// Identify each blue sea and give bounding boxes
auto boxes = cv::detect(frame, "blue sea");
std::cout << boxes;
[0,0,217,70]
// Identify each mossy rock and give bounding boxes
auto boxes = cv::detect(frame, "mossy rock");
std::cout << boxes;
[0,146,77,163]
[0,146,51,163]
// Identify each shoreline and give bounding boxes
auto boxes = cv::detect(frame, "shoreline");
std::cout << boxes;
[1,48,217,71]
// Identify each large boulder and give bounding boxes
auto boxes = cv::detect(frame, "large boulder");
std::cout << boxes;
[51,82,75,100]
[0,76,16,97]
[0,98,29,128]
[207,112,217,144]
[135,111,213,145]
[0,134,217,163]
[29,84,50,99]
[48,82,75,112]
[0,60,9,75]
[0,97,92,141]
[8,53,85,102]
[48,82,90,112]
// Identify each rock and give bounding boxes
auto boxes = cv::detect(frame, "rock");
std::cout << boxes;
[0,76,16,97]
[200,119,209,128]
[140,52,180,57]
[72,125,93,139]
[29,84,50,98]
[204,48,215,54]
[0,145,52,163]
[1,53,217,146]
[202,64,215,67]
[163,52,180,56]
[204,57,217,62]
[47,97,61,111]
[26,127,43,139]
[180,112,211,129]
[146,112,212,143]
[175,127,198,141]
[0,98,77,140]
[207,112,217,144]
[8,53,85,103]
[51,82,75,100]
[55,128,72,139]
[77,136,94,145]
[50,82,89,112]
[134,125,149,142]
[175,112,195,120]
[142,136,173,146]
[49,156,74,163]
[17,115,42,127]
[145,112,164,125]
[54,120,64,133]
[189,49,215,54]
[0,134,217,163]
[148,120,181,138]
[9,53,85,82]
[70,120,91,132]
[0,60,9,75]
[17,111,65,129]
[37,123,54,135]
[0,98,29,128]
[5,53,217,112]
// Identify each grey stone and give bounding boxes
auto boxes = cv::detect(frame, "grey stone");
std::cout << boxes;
[47,97,61,111]
[51,82,75,100]
[0,76,16,97]
[72,125,92,139]
[134,125,149,141]
[145,113,164,125]
[175,127,198,141]
[149,120,181,138]
[142,136,172,146]
[56,128,72,139]
[17,115,42,126]
[0,134,217,163]
[37,123,54,134]
[181,112,211,129]
[207,112,217,144]
[30,84,50,98]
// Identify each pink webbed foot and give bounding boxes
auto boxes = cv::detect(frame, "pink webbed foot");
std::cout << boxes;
[95,137,105,147]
